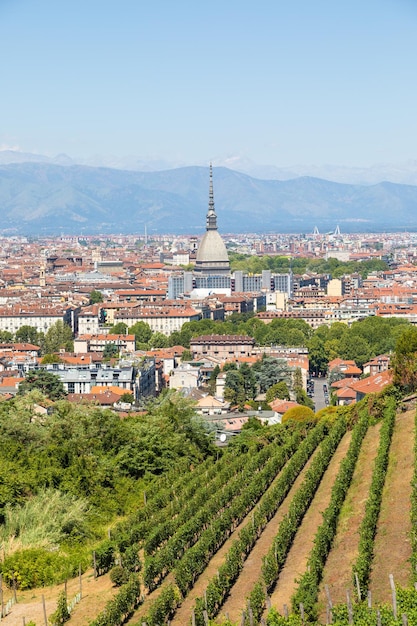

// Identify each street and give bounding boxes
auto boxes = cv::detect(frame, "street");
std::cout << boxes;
[310,377,328,412]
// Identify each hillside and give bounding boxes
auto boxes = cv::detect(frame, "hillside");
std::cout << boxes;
[2,399,416,625]
[1,163,417,234]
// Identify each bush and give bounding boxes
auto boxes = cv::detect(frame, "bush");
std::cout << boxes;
[110,565,129,587]
[0,548,85,590]
[282,406,316,424]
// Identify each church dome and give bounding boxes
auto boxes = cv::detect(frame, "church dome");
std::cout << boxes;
[196,229,229,265]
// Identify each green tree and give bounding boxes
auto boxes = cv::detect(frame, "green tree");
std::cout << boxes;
[338,333,371,367]
[18,369,67,400]
[129,321,152,346]
[265,381,290,403]
[150,332,169,349]
[306,334,328,376]
[108,322,128,335]
[41,354,63,364]
[252,356,292,393]
[15,325,40,345]
[181,349,193,362]
[392,326,417,392]
[119,392,134,404]
[42,321,73,354]
[208,364,220,395]
[0,331,13,343]
[224,370,244,406]
[292,366,314,410]
[89,290,103,304]
[239,362,257,400]
[103,343,119,360]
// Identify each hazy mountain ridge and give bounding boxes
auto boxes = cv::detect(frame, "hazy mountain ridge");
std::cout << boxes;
[1,161,417,234]
[3,149,417,185]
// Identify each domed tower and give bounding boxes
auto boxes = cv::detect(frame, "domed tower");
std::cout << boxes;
[194,164,230,276]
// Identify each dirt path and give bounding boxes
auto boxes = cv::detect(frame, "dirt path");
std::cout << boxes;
[269,431,352,615]
[171,506,257,625]
[318,422,382,612]
[1,569,116,626]
[370,410,415,604]
[217,446,322,624]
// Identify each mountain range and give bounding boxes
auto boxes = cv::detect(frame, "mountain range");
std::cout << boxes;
[1,155,417,235]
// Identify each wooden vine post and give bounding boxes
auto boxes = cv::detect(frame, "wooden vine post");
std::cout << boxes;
[42,594,47,626]
[354,572,361,601]
[325,584,333,623]
[346,590,353,625]
[389,573,397,620]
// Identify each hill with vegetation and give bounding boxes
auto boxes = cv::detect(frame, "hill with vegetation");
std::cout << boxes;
[2,325,417,624]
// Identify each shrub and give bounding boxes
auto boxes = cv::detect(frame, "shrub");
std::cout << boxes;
[282,406,316,424]
[110,565,129,587]
[0,548,84,590]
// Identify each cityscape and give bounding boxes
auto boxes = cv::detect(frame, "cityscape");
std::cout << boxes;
[2,0,417,624]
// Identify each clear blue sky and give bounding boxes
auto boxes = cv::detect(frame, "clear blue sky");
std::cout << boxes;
[1,0,417,167]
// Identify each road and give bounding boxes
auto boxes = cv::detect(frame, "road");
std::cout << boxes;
[310,378,328,412]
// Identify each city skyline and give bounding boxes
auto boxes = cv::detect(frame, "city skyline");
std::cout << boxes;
[1,0,417,168]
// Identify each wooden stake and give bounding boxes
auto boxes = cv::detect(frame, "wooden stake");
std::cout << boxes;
[377,609,382,626]
[354,572,361,601]
[248,607,254,626]
[325,584,333,609]
[299,602,305,625]
[191,609,196,626]
[203,609,209,625]
[346,590,353,625]
[402,615,408,626]
[241,611,246,626]
[93,551,97,579]
[266,596,272,609]
[367,590,372,608]
[42,595,48,626]
[143,491,147,505]
[79,563,82,598]
[283,604,289,618]
[389,573,397,620]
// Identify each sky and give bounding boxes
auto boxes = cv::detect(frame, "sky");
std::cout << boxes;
[1,0,417,168]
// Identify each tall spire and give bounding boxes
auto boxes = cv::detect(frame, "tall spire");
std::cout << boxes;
[206,162,218,230]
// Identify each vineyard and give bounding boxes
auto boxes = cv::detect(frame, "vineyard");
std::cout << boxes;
[2,390,417,625]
